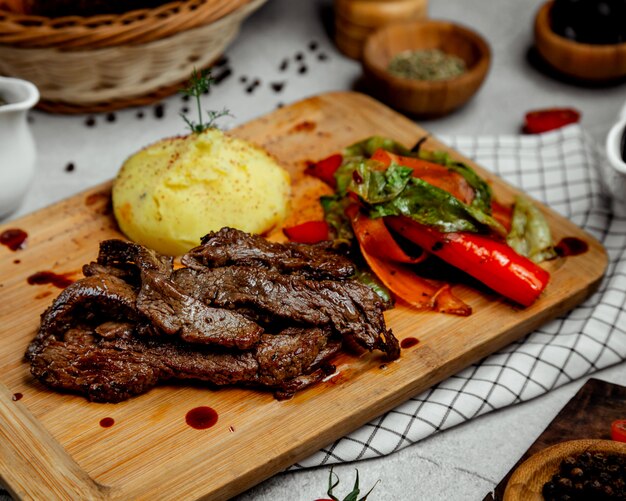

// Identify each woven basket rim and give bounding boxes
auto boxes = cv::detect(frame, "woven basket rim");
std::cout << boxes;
[0,0,251,49]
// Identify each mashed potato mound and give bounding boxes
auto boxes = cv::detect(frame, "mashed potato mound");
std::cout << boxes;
[112,128,291,256]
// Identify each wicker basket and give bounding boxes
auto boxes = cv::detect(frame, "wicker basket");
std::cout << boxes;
[0,0,267,112]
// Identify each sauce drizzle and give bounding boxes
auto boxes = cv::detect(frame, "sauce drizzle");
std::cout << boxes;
[401,337,420,349]
[27,271,74,289]
[0,228,27,251]
[186,406,218,430]
[99,417,115,428]
[555,237,588,257]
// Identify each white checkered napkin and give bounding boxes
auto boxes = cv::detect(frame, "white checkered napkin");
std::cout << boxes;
[292,125,626,468]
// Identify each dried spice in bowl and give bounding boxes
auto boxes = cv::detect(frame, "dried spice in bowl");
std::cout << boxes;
[542,451,626,500]
[387,49,466,81]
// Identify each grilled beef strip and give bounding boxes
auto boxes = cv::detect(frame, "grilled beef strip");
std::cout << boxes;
[29,325,339,402]
[136,269,263,350]
[28,229,397,402]
[182,227,355,280]
[171,265,400,360]
[26,274,140,360]
[97,238,174,275]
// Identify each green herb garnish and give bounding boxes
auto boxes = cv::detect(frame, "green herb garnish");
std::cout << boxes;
[179,68,231,133]
[388,49,467,81]
[320,467,379,501]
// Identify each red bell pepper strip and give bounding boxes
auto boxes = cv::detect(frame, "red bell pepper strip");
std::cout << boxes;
[346,204,427,264]
[283,220,330,244]
[523,108,581,134]
[370,149,475,205]
[385,216,550,307]
[306,153,343,188]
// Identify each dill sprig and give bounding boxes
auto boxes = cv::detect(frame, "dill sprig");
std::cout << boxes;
[179,68,231,133]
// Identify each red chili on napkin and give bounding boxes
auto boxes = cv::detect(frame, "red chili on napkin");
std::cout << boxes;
[523,108,581,134]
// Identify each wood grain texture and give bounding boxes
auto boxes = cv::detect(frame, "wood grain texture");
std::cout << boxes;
[332,0,428,59]
[361,20,491,116]
[0,91,608,500]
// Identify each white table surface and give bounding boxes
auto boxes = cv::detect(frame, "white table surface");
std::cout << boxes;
[3,0,626,499]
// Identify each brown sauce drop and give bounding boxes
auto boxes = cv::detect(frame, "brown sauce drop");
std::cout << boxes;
[555,237,588,257]
[99,417,115,428]
[186,406,218,430]
[35,290,53,300]
[85,190,112,215]
[12,392,22,401]
[27,271,74,289]
[1,228,28,251]
[401,337,420,349]
[13,259,20,264]
[291,120,316,133]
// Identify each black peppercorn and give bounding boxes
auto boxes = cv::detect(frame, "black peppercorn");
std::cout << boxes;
[571,467,584,477]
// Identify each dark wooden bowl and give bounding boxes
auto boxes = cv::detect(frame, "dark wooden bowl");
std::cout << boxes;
[361,19,491,116]
[534,0,626,82]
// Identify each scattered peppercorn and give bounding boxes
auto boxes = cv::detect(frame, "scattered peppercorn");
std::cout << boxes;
[154,104,165,119]
[279,59,289,71]
[136,110,144,119]
[106,112,116,123]
[317,52,328,61]
[271,82,285,93]
[213,68,232,85]
[65,162,75,172]
[308,40,318,51]
[85,116,96,127]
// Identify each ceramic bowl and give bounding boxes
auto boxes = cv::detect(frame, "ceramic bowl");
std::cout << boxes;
[534,0,626,82]
[361,19,491,117]
[0,76,39,218]
[503,439,626,501]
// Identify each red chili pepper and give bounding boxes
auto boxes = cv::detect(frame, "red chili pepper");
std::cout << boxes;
[306,153,343,188]
[611,419,626,443]
[385,216,550,307]
[523,108,581,134]
[282,220,330,244]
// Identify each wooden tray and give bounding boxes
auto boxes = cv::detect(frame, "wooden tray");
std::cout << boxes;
[0,92,608,500]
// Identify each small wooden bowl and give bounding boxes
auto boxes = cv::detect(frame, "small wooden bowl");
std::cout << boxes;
[534,1,626,82]
[504,439,626,501]
[333,0,428,60]
[361,20,490,116]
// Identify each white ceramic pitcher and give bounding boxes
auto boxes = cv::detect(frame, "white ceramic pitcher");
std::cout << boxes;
[0,76,39,218]
[605,101,626,217]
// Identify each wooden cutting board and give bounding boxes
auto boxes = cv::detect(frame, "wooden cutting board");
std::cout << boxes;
[0,92,608,500]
